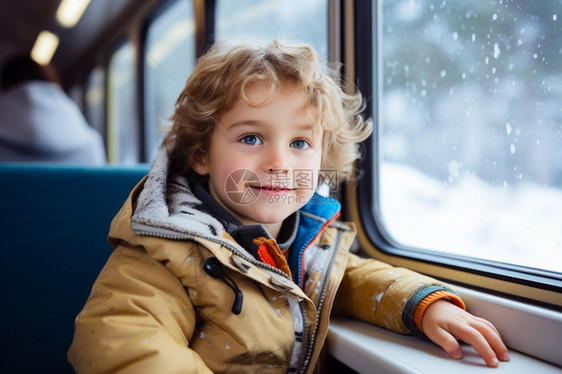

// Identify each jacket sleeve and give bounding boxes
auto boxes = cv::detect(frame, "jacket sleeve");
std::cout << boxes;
[68,244,213,374]
[332,252,461,335]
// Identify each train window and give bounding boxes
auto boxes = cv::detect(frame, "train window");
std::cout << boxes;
[374,1,562,274]
[215,0,329,61]
[144,0,196,162]
[85,66,106,144]
[107,39,141,164]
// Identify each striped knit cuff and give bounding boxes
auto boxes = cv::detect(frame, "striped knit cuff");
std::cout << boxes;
[402,286,465,339]
[413,290,465,332]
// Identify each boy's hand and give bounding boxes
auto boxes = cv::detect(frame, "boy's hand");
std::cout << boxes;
[422,300,510,367]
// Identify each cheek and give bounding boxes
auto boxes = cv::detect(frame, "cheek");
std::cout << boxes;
[208,155,253,190]
[296,152,323,192]
[308,151,323,172]
[312,152,325,191]
[225,154,255,173]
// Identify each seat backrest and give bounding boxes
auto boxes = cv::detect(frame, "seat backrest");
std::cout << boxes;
[0,163,150,373]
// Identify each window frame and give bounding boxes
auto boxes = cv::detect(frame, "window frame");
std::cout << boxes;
[348,0,562,308]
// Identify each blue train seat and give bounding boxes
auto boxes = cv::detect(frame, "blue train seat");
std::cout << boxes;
[0,163,150,373]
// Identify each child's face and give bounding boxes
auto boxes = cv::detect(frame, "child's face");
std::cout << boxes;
[192,83,322,237]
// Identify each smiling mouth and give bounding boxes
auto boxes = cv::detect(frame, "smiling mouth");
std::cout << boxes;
[250,185,293,192]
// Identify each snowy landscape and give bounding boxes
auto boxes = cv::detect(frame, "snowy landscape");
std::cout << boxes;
[379,162,562,273]
[378,1,562,275]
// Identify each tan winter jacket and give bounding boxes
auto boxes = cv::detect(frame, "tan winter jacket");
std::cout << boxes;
[68,145,459,373]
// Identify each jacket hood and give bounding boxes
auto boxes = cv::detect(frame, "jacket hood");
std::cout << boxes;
[130,142,224,240]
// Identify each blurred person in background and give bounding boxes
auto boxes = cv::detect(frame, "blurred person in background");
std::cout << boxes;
[0,54,106,164]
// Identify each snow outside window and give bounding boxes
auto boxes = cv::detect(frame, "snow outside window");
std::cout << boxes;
[376,0,562,273]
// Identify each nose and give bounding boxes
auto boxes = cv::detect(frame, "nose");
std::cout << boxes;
[263,143,289,175]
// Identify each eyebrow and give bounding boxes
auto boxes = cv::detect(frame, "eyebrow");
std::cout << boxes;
[227,120,314,132]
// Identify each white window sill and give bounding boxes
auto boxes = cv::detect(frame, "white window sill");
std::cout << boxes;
[327,317,561,373]
[327,285,562,373]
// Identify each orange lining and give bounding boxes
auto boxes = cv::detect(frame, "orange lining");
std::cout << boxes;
[257,243,276,267]
[255,238,292,278]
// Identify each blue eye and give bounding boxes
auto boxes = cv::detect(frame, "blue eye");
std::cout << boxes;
[240,135,261,145]
[291,139,310,150]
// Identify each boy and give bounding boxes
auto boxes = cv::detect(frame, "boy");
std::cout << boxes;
[68,40,508,373]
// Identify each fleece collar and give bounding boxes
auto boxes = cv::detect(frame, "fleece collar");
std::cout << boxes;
[130,142,228,244]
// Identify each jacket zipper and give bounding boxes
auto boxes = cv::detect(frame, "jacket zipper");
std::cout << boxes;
[300,230,343,374]
[134,222,338,373]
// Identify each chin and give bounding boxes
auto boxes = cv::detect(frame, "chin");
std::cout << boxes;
[249,211,292,225]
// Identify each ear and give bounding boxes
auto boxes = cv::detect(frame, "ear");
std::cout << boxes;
[191,151,210,176]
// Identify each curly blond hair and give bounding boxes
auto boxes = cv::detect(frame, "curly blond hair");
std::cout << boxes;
[164,39,372,183]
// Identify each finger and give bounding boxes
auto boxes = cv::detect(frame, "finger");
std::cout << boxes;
[471,319,510,362]
[452,323,500,367]
[425,326,463,360]
[473,316,501,337]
